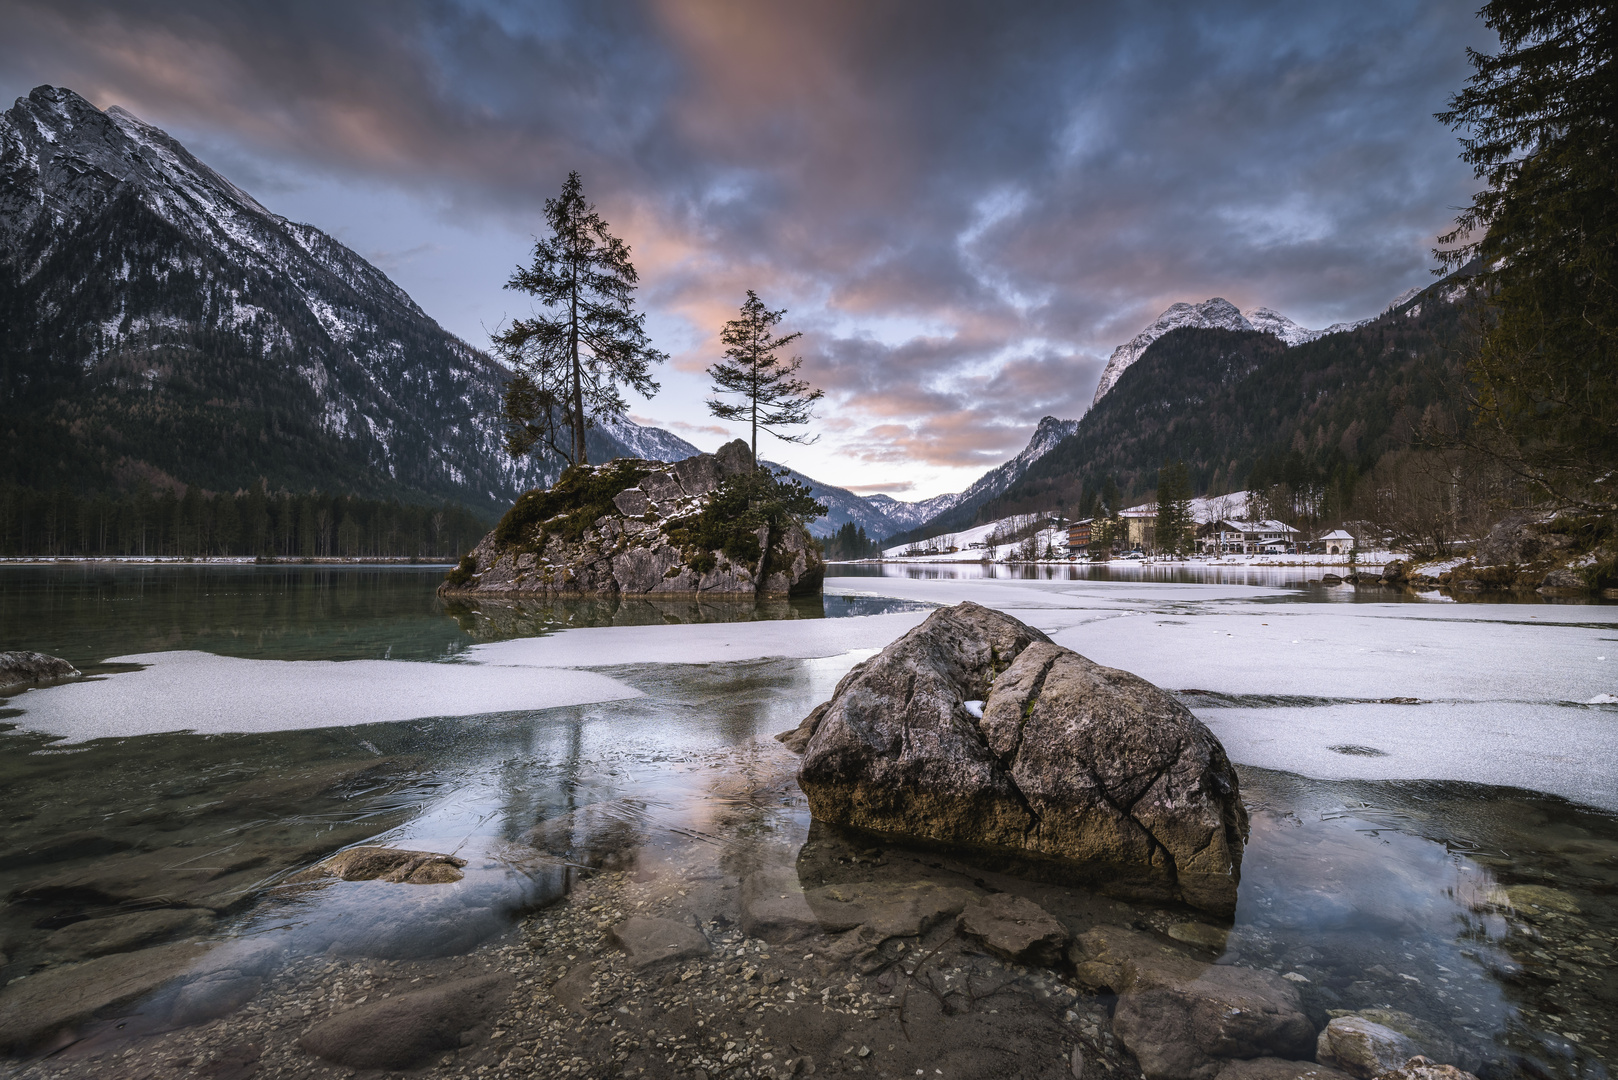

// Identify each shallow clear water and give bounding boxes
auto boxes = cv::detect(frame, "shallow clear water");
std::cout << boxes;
[0,567,1612,1078]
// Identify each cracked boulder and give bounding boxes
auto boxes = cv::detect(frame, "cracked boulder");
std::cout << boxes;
[783,602,1248,916]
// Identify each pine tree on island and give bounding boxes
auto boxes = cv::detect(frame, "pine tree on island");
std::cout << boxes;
[705,290,824,468]
[494,171,667,467]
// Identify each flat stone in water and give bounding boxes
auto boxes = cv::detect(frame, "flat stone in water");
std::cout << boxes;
[1317,1016,1422,1079]
[1216,1059,1356,1080]
[312,846,468,884]
[608,916,710,968]
[297,973,512,1069]
[1166,921,1230,951]
[0,941,210,1052]
[45,908,212,960]
[1488,883,1579,913]
[956,893,1070,965]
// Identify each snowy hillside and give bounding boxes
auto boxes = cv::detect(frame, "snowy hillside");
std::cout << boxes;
[882,512,1064,560]
[874,416,1081,543]
[0,85,698,512]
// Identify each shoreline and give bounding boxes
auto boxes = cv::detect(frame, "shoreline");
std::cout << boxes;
[0,556,457,567]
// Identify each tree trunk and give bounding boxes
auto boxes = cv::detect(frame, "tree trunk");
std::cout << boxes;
[570,263,587,465]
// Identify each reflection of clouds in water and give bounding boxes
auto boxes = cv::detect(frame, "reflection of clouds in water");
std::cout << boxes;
[233,838,570,961]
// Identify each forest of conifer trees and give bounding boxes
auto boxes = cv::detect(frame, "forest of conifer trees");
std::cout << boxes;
[0,485,489,560]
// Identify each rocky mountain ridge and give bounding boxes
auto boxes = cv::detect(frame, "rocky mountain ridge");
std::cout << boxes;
[0,85,701,515]
[876,416,1081,548]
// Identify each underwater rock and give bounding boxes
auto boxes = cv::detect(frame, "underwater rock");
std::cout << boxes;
[786,602,1249,915]
[609,916,711,969]
[297,973,512,1069]
[955,893,1069,965]
[312,846,468,884]
[0,941,210,1052]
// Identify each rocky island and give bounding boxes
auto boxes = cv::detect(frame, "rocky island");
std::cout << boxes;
[440,439,825,599]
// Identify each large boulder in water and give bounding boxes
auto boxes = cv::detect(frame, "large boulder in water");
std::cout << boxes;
[441,439,824,599]
[779,602,1248,915]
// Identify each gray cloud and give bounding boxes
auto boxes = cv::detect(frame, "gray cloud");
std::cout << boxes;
[0,0,1494,482]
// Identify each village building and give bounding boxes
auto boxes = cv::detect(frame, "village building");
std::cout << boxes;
[1066,518,1093,555]
[1319,528,1356,555]
[1195,518,1301,555]
[1121,507,1156,551]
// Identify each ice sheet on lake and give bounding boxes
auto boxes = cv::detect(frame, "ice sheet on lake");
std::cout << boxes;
[468,610,930,669]
[9,651,641,741]
[1202,700,1618,812]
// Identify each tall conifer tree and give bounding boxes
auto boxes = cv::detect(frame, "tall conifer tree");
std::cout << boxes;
[495,172,666,467]
[1437,0,1616,512]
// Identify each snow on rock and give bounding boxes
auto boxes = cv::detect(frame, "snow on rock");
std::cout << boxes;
[1091,285,1439,407]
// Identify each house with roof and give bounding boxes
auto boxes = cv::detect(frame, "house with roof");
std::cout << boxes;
[1196,518,1301,554]
[1319,528,1356,555]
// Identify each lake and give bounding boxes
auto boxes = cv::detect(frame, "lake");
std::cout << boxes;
[0,565,1613,1079]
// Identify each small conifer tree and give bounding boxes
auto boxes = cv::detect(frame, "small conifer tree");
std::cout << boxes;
[706,291,823,467]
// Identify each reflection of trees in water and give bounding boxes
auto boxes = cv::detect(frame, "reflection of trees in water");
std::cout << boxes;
[440,594,827,641]
[484,656,824,879]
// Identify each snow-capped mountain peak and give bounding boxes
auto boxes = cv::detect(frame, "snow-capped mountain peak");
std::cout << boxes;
[1092,292,1414,406]
[1092,298,1252,406]
[0,85,701,512]
[1242,307,1318,347]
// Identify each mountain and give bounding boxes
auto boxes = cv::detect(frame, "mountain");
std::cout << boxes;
[863,491,965,531]
[1091,297,1391,407]
[875,415,1081,548]
[978,278,1474,522]
[755,462,902,539]
[0,85,696,516]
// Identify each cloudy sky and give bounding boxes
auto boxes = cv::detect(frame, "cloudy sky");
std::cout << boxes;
[0,0,1493,499]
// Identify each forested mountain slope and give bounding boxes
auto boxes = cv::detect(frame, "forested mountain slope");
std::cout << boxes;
[979,292,1471,521]
[0,86,696,517]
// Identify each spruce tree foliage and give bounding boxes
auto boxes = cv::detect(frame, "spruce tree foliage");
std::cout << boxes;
[1436,0,1617,512]
[1154,461,1193,554]
[822,521,882,560]
[495,172,667,467]
[706,291,823,466]
[0,484,488,559]
[664,468,827,574]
